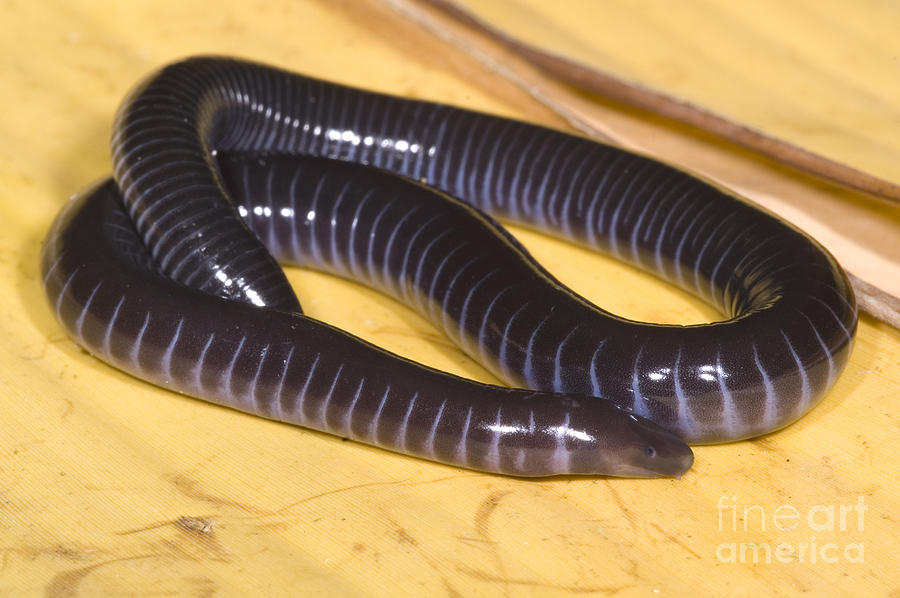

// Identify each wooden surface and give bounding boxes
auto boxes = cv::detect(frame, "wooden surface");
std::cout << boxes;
[2,1,898,596]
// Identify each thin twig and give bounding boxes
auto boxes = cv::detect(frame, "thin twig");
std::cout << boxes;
[848,273,900,330]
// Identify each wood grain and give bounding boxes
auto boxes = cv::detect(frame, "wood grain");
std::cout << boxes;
[1,1,897,596]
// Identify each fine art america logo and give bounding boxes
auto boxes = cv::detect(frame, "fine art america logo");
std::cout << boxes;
[715,496,866,564]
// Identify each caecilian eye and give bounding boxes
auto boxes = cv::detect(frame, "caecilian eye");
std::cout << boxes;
[645,446,656,458]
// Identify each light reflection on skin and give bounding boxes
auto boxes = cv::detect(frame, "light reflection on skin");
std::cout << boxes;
[214,270,231,286]
[244,288,264,306]
[486,421,595,443]
[648,367,670,382]
[212,266,265,306]
[698,363,726,382]
[645,363,729,383]
[554,426,593,442]
[320,127,430,156]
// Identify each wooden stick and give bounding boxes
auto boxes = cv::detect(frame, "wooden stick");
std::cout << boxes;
[849,273,900,330]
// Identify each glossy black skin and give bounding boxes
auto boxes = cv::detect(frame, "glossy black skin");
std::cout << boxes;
[41,55,856,473]
[41,180,693,477]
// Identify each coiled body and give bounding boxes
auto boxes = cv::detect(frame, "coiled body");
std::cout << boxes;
[41,56,856,476]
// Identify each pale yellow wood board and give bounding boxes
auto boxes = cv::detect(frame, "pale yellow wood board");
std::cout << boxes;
[1,1,897,596]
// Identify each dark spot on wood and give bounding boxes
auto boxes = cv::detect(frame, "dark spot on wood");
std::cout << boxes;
[175,516,216,535]
[394,527,418,546]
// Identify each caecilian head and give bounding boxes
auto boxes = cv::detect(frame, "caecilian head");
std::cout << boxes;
[516,395,694,478]
[600,410,695,478]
